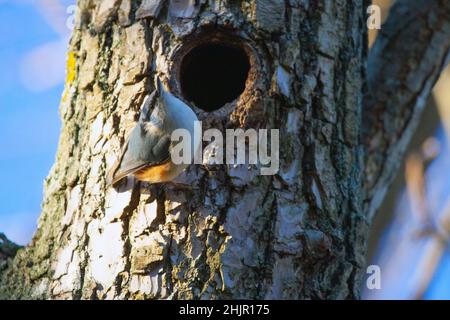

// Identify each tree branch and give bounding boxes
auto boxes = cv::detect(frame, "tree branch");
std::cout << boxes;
[0,233,20,269]
[363,0,450,220]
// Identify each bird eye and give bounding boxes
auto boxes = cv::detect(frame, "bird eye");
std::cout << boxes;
[179,42,250,112]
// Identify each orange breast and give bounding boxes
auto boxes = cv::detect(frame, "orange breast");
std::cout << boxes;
[134,160,185,184]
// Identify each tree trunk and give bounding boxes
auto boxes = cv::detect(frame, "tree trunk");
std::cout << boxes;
[1,0,449,300]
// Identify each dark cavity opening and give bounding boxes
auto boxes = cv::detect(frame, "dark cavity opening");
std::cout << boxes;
[180,43,250,111]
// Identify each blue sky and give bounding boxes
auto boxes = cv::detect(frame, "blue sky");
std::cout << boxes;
[364,130,450,299]
[0,0,74,245]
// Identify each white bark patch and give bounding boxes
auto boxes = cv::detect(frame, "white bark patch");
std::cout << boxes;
[105,187,133,222]
[136,0,164,20]
[130,275,151,294]
[286,109,301,134]
[130,200,158,238]
[169,0,199,18]
[279,157,300,184]
[74,219,86,238]
[87,221,126,290]
[222,191,267,289]
[203,140,223,165]
[89,112,104,153]
[277,66,293,98]
[221,239,249,291]
[317,1,343,58]
[165,190,188,220]
[130,273,162,297]
[165,200,187,225]
[302,74,318,95]
[169,18,197,38]
[85,159,103,202]
[224,191,263,241]
[265,257,298,299]
[311,178,323,210]
[61,185,82,227]
[54,250,82,296]
[221,245,244,270]
[93,0,121,31]
[53,245,75,280]
[188,223,206,261]
[52,236,83,296]
[273,198,305,255]
[102,116,113,138]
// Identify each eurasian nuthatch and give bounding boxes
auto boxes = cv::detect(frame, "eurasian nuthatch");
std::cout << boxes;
[107,80,199,187]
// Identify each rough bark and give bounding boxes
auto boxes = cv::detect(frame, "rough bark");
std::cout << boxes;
[0,0,448,300]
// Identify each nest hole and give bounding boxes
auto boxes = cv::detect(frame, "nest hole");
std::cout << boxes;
[179,43,251,112]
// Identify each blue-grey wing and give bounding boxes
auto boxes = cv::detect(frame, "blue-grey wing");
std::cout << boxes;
[107,121,171,186]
